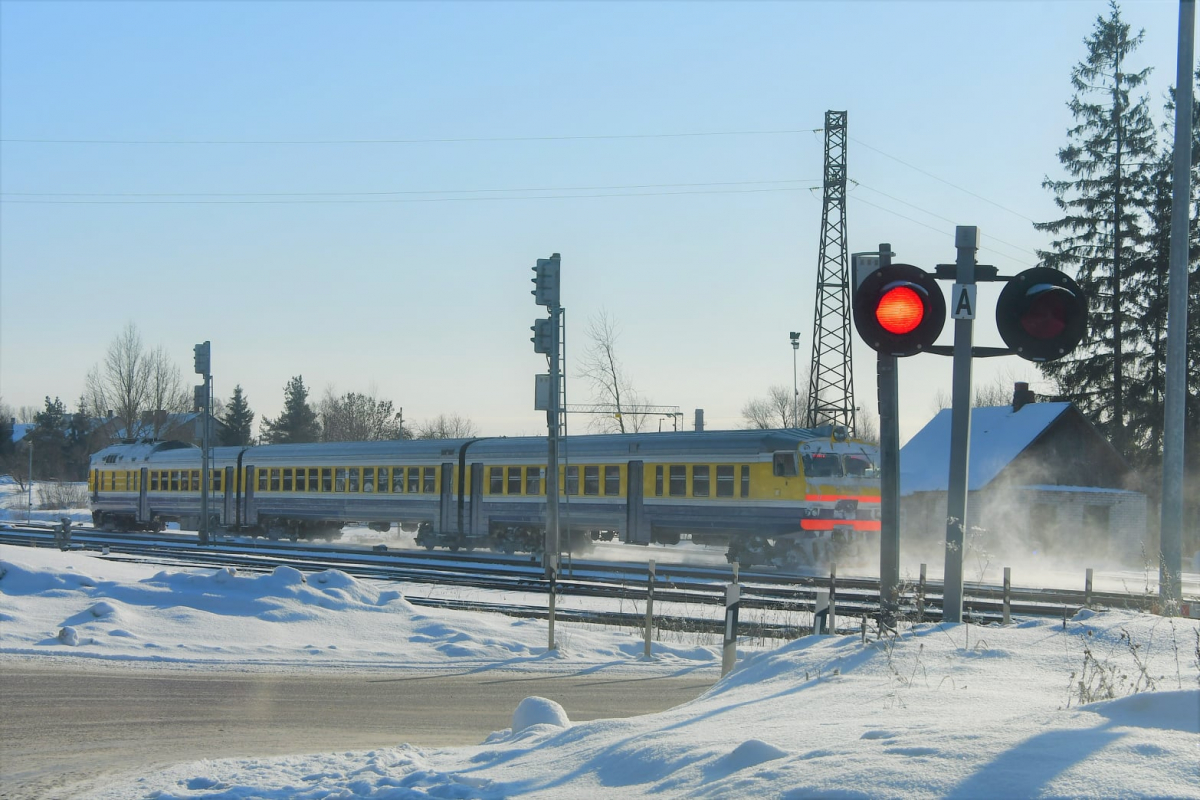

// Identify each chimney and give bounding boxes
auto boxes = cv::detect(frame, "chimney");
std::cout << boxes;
[694,409,705,432]
[1012,382,1036,412]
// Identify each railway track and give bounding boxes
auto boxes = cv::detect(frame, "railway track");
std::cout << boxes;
[1,524,1186,635]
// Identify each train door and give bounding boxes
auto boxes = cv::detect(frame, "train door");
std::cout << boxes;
[223,467,235,525]
[438,462,454,533]
[624,460,650,544]
[137,467,150,524]
[469,462,484,537]
[244,465,256,528]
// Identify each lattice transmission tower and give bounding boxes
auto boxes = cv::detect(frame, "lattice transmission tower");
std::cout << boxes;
[805,110,856,433]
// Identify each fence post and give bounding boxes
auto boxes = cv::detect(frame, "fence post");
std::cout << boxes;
[1003,567,1011,625]
[644,559,655,659]
[813,588,830,635]
[1084,567,1093,608]
[917,563,926,623]
[722,583,741,676]
[828,563,837,634]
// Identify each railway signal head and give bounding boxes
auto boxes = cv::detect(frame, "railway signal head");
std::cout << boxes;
[853,263,946,356]
[532,254,560,308]
[531,317,553,354]
[193,341,210,375]
[995,267,1088,362]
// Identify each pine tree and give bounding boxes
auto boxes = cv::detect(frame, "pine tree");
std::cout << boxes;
[1034,1,1158,459]
[219,385,256,446]
[30,396,70,478]
[260,377,320,444]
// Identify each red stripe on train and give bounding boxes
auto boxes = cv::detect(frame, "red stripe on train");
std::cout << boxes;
[804,494,881,503]
[799,519,881,531]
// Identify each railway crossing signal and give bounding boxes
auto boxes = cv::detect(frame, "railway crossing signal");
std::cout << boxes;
[995,267,1088,362]
[852,263,946,357]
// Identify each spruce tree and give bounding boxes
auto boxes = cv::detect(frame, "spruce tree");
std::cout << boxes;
[1035,0,1158,459]
[219,385,256,446]
[260,376,321,444]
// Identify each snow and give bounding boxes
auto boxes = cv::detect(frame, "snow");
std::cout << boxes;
[3,543,1198,799]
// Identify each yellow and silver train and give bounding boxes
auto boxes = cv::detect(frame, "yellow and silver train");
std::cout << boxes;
[89,427,881,567]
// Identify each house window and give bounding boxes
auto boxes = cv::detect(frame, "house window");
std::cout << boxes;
[1083,504,1110,535]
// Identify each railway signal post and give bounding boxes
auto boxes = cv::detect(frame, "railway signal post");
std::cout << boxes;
[532,253,563,649]
[193,341,211,547]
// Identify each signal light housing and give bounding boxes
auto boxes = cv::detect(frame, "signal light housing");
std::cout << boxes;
[532,255,560,308]
[995,267,1088,362]
[853,263,946,356]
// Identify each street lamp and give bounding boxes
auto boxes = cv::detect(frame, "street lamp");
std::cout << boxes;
[789,332,801,427]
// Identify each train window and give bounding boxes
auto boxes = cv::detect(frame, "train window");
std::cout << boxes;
[335,468,347,492]
[422,467,435,493]
[348,468,360,493]
[843,454,874,477]
[489,467,503,495]
[525,467,542,495]
[392,468,404,493]
[212,471,223,493]
[257,469,267,492]
[741,465,750,498]
[605,466,620,496]
[773,452,799,478]
[283,469,294,492]
[507,467,522,495]
[693,465,710,497]
[150,472,158,491]
[171,471,181,492]
[669,465,686,497]
[407,468,419,493]
[306,468,317,491]
[583,466,600,495]
[377,467,389,493]
[268,469,278,492]
[655,465,664,496]
[565,466,579,495]
[321,468,332,492]
[363,467,375,493]
[716,465,735,497]
[802,453,842,478]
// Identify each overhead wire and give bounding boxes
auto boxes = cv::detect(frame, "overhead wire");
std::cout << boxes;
[0,129,810,145]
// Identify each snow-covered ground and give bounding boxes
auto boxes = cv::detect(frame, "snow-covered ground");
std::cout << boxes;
[3,542,1197,799]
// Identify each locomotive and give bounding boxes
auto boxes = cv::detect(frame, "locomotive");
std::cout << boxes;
[88,427,881,567]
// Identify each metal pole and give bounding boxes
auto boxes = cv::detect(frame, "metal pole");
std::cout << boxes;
[27,440,33,523]
[1160,0,1194,609]
[722,583,740,676]
[828,562,837,634]
[877,243,901,625]
[1002,567,1011,625]
[644,559,655,659]
[200,373,210,546]
[790,332,801,426]
[917,563,927,624]
[942,226,979,624]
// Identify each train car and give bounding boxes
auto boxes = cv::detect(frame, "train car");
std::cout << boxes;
[89,426,880,565]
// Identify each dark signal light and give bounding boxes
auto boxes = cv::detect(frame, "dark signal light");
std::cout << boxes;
[853,263,946,356]
[996,267,1088,362]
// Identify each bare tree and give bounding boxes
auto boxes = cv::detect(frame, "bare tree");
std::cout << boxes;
[741,384,808,429]
[413,413,477,439]
[84,322,189,442]
[854,408,879,443]
[319,386,405,441]
[930,367,1041,413]
[578,311,649,433]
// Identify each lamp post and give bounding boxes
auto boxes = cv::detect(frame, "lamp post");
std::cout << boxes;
[789,332,801,427]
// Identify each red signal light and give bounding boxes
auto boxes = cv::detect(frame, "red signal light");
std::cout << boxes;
[996,268,1088,362]
[852,263,945,357]
[875,286,925,334]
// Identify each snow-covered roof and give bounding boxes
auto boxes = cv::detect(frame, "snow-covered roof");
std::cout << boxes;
[900,402,1071,495]
[11,423,33,443]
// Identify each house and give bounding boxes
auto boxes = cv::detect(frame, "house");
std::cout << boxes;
[92,410,230,449]
[899,385,1147,568]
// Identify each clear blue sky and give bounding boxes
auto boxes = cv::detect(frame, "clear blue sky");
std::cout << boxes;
[0,0,1186,441]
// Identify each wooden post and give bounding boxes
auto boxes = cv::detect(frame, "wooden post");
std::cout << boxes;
[1002,566,1011,625]
[918,563,927,623]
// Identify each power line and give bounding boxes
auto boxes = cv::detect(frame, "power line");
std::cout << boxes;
[0,184,818,205]
[0,178,818,198]
[0,129,810,145]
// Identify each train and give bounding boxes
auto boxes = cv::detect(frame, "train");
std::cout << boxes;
[88,427,882,568]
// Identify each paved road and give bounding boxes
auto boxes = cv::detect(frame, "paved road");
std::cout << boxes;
[0,665,715,800]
